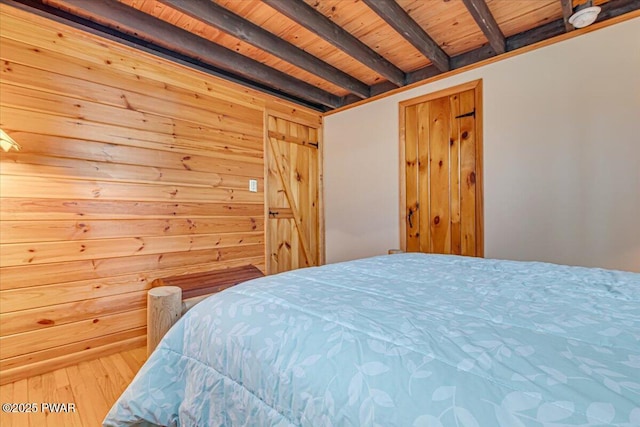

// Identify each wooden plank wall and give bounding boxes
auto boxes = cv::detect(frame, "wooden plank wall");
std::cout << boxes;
[0,4,322,385]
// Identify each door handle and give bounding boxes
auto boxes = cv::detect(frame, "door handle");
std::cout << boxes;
[407,208,414,229]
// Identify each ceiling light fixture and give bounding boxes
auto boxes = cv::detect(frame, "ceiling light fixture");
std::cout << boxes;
[569,1,601,29]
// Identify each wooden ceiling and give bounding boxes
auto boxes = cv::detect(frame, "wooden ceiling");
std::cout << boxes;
[10,0,639,111]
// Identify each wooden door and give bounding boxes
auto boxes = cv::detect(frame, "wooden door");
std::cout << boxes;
[266,115,321,274]
[401,81,483,256]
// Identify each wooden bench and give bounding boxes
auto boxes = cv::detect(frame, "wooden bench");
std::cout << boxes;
[147,265,264,356]
[151,264,264,299]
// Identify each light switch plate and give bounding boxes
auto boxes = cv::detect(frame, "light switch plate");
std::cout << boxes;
[249,179,258,192]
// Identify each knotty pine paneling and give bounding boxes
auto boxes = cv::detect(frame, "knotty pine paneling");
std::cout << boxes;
[1,218,263,243]
[0,7,323,127]
[0,3,321,384]
[0,199,266,221]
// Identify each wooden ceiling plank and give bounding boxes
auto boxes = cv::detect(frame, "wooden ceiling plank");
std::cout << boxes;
[361,0,450,73]
[461,0,506,54]
[262,0,405,87]
[51,0,342,108]
[560,0,575,32]
[158,0,370,99]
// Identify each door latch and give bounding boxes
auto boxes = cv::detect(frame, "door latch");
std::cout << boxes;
[455,109,475,119]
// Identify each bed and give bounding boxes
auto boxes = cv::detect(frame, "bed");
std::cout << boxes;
[104,253,640,426]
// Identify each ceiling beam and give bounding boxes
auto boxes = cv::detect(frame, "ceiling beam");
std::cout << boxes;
[560,0,575,32]
[509,0,639,50]
[361,0,450,73]
[54,0,342,108]
[461,0,506,54]
[159,0,369,99]
[404,44,494,85]
[595,0,639,21]
[262,0,405,87]
[362,0,640,105]
[507,18,566,51]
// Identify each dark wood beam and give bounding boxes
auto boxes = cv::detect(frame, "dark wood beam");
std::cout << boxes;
[50,0,342,108]
[594,0,639,22]
[560,0,575,32]
[405,45,495,85]
[340,94,362,106]
[404,66,442,86]
[262,0,405,87]
[461,0,506,54]
[509,0,639,50]
[361,0,450,73]
[359,0,640,105]
[451,45,496,70]
[159,0,369,99]
[369,81,401,97]
[6,0,331,111]
[507,18,566,51]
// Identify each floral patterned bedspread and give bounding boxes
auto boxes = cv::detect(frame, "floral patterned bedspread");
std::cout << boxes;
[104,253,640,426]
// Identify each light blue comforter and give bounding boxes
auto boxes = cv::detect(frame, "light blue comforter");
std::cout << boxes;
[104,254,640,426]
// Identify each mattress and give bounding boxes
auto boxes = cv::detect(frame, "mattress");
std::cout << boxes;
[104,253,640,426]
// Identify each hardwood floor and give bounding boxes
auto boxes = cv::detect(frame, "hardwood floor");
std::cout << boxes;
[0,346,146,427]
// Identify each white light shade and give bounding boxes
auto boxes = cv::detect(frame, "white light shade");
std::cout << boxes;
[569,6,601,28]
[0,129,21,152]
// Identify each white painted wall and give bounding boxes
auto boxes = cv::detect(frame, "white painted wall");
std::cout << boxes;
[324,18,640,272]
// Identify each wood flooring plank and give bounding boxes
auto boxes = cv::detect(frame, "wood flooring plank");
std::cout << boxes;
[0,382,13,427]
[27,375,46,427]
[65,364,104,427]
[0,347,146,425]
[11,379,28,426]
[87,358,122,408]
[48,369,83,427]
[40,370,80,427]
[120,349,144,375]
[99,355,132,395]
[129,347,148,367]
[11,378,27,402]
[106,353,136,382]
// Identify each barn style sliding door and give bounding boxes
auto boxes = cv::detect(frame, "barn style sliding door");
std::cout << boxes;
[266,115,321,274]
[400,80,483,256]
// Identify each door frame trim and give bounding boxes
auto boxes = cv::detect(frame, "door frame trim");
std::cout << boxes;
[398,79,484,256]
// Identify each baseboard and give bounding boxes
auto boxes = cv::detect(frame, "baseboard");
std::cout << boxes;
[0,335,145,386]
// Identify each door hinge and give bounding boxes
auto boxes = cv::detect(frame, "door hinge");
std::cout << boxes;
[455,109,475,119]
[268,210,279,217]
[308,142,319,148]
